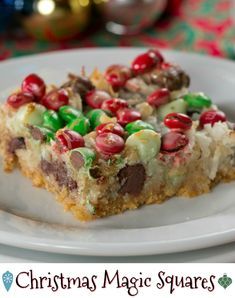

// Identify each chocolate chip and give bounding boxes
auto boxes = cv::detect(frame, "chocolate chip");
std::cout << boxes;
[89,166,102,179]
[29,126,45,142]
[118,164,146,195]
[61,75,95,100]
[70,151,84,171]
[40,159,78,191]
[186,109,200,119]
[8,137,26,154]
[67,179,78,191]
[52,161,69,187]
[40,159,54,175]
[154,66,190,91]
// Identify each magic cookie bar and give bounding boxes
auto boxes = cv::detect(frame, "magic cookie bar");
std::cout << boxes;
[1,49,235,221]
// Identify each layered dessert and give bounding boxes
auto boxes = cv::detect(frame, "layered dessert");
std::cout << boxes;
[1,49,235,221]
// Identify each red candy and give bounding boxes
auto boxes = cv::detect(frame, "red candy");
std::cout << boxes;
[148,48,164,64]
[161,131,189,153]
[101,98,128,114]
[147,88,170,107]
[96,122,125,137]
[85,90,111,109]
[131,49,163,75]
[199,110,227,127]
[164,113,192,131]
[7,92,34,109]
[95,132,124,155]
[105,64,132,90]
[41,89,69,111]
[160,62,173,70]
[22,73,46,100]
[116,108,141,126]
[55,130,84,152]
[131,52,156,75]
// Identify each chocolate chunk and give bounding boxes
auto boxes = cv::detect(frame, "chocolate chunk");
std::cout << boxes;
[89,166,102,179]
[154,66,190,91]
[40,159,78,191]
[8,137,26,154]
[67,179,78,191]
[118,164,146,195]
[29,126,45,142]
[186,109,200,118]
[70,151,84,171]
[51,161,69,188]
[40,159,54,175]
[74,76,94,92]
[61,75,95,100]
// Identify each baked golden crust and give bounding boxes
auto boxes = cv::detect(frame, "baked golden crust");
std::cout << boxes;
[1,130,235,222]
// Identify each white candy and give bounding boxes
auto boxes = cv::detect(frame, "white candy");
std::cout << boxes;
[15,103,46,126]
[157,98,188,120]
[99,113,116,124]
[125,129,161,163]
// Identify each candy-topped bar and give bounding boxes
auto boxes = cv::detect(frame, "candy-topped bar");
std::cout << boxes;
[103,49,189,107]
[1,49,235,221]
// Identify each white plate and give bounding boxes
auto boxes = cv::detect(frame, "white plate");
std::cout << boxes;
[0,48,235,257]
[0,241,235,263]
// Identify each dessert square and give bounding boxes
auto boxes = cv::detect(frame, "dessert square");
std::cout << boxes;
[1,49,235,221]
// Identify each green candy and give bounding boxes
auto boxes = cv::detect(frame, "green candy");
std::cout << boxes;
[67,117,90,136]
[86,109,107,129]
[183,92,212,109]
[69,147,96,170]
[58,105,83,123]
[43,110,64,132]
[31,125,55,143]
[125,120,154,135]
[157,98,188,121]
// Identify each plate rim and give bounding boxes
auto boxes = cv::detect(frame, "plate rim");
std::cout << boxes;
[0,209,235,256]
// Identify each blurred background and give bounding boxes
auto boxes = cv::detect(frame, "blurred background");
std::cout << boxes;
[0,0,235,60]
